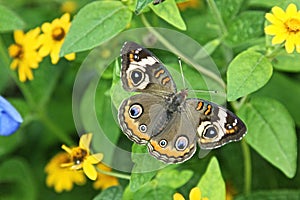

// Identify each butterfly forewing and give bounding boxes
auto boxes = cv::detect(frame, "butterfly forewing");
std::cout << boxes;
[184,98,247,149]
[120,41,177,95]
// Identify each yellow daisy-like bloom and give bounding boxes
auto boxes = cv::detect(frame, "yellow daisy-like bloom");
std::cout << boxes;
[61,133,103,180]
[39,13,75,64]
[93,163,119,190]
[265,3,300,53]
[8,28,42,82]
[173,187,208,200]
[45,152,86,193]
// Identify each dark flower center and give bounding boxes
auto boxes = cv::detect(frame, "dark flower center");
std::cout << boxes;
[72,148,88,165]
[52,27,65,41]
[10,44,24,59]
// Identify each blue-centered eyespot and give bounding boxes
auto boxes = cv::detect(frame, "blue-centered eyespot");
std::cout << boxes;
[139,124,147,132]
[130,69,144,86]
[203,125,218,139]
[159,139,168,148]
[175,136,188,151]
[129,104,143,119]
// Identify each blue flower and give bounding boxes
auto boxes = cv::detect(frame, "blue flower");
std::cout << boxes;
[0,96,23,136]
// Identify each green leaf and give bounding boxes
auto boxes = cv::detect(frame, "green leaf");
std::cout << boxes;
[235,190,300,200]
[133,186,174,200]
[238,97,297,178]
[61,1,132,55]
[225,11,265,47]
[130,144,166,191]
[198,157,226,200]
[93,186,123,200]
[156,169,193,189]
[0,37,11,92]
[248,0,296,8]
[0,158,37,200]
[253,72,300,126]
[215,0,244,23]
[0,5,25,32]
[135,0,152,14]
[149,0,186,30]
[227,50,273,101]
[272,51,300,72]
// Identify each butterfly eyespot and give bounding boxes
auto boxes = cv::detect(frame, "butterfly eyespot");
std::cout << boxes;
[175,136,188,151]
[203,126,218,139]
[225,123,234,130]
[133,54,140,61]
[129,104,143,119]
[139,124,147,132]
[130,70,144,86]
[159,139,168,148]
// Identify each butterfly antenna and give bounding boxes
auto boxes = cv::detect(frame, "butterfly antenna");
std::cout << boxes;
[178,57,186,88]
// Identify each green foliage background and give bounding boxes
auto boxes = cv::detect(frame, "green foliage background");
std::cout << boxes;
[0,0,299,199]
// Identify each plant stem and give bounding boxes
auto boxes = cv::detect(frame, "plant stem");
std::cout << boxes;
[241,139,251,195]
[140,14,226,90]
[206,0,228,36]
[96,167,131,180]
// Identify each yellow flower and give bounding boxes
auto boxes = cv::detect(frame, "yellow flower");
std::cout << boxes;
[61,133,103,180]
[39,13,75,64]
[8,28,42,82]
[93,163,119,190]
[265,3,300,53]
[45,152,86,193]
[173,187,208,200]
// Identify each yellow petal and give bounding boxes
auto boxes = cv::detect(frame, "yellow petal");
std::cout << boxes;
[61,144,73,154]
[286,3,298,18]
[14,30,24,44]
[87,153,103,164]
[18,65,26,82]
[79,133,93,149]
[285,38,295,53]
[26,27,41,40]
[265,13,283,26]
[24,66,33,81]
[189,187,201,200]
[10,59,19,70]
[60,162,74,168]
[83,161,97,180]
[61,13,71,23]
[39,44,51,57]
[272,6,287,21]
[264,25,284,35]
[50,51,60,64]
[296,44,300,53]
[173,193,185,200]
[41,22,52,33]
[64,52,76,61]
[272,33,287,44]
